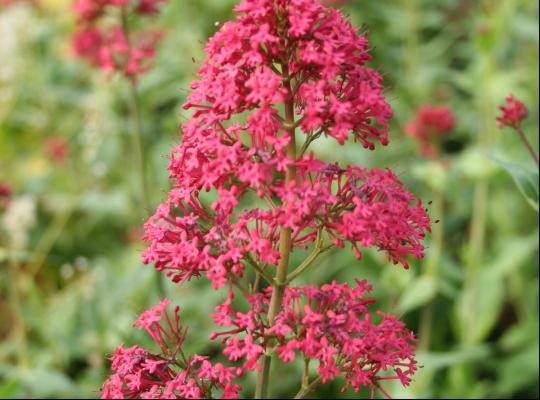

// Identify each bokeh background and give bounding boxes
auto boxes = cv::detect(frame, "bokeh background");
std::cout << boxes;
[0,0,538,398]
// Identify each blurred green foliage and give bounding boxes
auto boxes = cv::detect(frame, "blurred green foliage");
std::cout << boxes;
[0,0,538,398]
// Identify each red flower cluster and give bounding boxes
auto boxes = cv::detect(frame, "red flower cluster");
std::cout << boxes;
[142,160,429,289]
[212,280,417,395]
[0,0,23,6]
[0,183,11,209]
[72,0,165,76]
[496,95,529,129]
[319,0,349,6]
[142,0,429,290]
[405,105,454,157]
[104,1,431,397]
[44,136,69,163]
[101,300,241,399]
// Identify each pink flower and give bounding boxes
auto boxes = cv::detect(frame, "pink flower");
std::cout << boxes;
[135,0,166,15]
[0,183,11,209]
[405,104,455,157]
[496,95,528,129]
[44,136,69,163]
[104,1,431,397]
[71,0,166,77]
[212,280,417,395]
[142,0,429,288]
[101,300,242,399]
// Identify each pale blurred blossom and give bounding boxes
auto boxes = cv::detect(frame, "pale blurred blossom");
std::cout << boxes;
[2,195,36,250]
[0,4,36,115]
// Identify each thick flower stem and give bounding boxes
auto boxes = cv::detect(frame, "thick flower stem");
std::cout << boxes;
[255,64,297,399]
[294,376,322,399]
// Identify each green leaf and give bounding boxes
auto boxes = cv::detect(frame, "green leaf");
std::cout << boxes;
[411,161,448,191]
[397,276,437,314]
[18,367,79,398]
[494,342,540,396]
[454,270,505,344]
[416,345,492,371]
[490,157,539,212]
[0,379,21,398]
[499,319,539,351]
[489,234,539,279]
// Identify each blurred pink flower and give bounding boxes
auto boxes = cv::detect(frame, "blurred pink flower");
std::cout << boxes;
[44,136,69,163]
[0,183,11,209]
[71,0,165,77]
[142,0,429,290]
[405,105,455,157]
[497,95,528,129]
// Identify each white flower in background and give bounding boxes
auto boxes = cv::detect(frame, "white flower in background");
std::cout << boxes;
[2,195,37,250]
[0,4,36,118]
[80,76,119,177]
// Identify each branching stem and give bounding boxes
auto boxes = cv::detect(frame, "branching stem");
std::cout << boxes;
[255,61,297,399]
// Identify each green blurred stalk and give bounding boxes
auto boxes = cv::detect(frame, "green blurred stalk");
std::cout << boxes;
[121,8,165,298]
[8,259,29,368]
[121,8,150,215]
[462,50,495,346]
[126,78,151,216]
[29,199,76,279]
[419,186,444,351]
[516,126,539,168]
[403,0,426,102]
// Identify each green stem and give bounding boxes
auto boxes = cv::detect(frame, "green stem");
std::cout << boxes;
[120,8,165,298]
[516,126,539,168]
[418,186,444,351]
[245,253,275,285]
[294,376,322,399]
[8,260,29,367]
[126,78,151,214]
[29,199,76,278]
[120,6,150,214]
[462,58,494,346]
[255,63,297,399]
[286,229,325,284]
[301,358,310,390]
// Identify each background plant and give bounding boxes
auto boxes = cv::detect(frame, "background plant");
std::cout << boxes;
[0,0,538,399]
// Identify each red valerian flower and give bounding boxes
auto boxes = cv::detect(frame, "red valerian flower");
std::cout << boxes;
[142,0,430,290]
[101,300,241,399]
[107,1,431,397]
[44,136,69,163]
[71,0,165,76]
[0,183,11,209]
[405,105,455,157]
[496,95,529,129]
[212,280,417,397]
